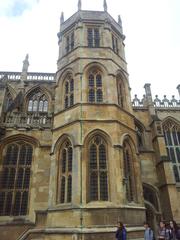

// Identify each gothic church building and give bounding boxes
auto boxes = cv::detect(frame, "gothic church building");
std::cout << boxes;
[0,1,180,240]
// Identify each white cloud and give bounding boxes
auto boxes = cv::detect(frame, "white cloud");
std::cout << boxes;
[0,0,179,99]
[0,0,39,16]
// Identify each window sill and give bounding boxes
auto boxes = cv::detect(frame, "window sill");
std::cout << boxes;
[0,216,34,226]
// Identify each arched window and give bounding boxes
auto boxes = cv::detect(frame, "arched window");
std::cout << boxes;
[117,77,125,108]
[59,140,73,203]
[88,70,103,103]
[0,143,33,216]
[64,77,74,109]
[163,120,180,183]
[28,91,48,112]
[123,141,135,202]
[89,135,108,201]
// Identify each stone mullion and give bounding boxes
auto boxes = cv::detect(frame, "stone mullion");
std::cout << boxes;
[65,147,68,203]
[10,145,20,215]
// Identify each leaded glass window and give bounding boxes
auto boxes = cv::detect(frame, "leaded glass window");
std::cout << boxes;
[123,142,135,202]
[64,76,74,109]
[88,70,103,103]
[59,140,73,203]
[163,120,180,183]
[89,136,108,201]
[66,31,74,53]
[87,28,100,47]
[28,91,48,112]
[0,143,33,216]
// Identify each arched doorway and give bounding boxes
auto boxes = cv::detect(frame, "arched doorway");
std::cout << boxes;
[143,184,161,232]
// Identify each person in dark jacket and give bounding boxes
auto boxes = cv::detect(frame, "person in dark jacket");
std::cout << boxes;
[158,221,169,240]
[168,220,180,240]
[115,221,127,240]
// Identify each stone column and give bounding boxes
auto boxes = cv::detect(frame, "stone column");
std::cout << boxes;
[144,83,155,116]
[72,144,82,206]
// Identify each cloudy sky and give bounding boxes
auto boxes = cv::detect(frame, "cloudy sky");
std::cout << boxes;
[0,0,179,100]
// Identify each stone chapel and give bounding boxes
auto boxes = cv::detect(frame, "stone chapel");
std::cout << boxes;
[0,1,180,239]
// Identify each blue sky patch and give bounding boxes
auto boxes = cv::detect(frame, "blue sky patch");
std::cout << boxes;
[10,1,29,16]
[0,0,39,17]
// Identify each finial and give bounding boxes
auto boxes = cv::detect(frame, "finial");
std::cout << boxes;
[22,54,29,72]
[103,0,107,12]
[78,0,82,11]
[60,12,64,24]
[118,15,122,25]
[177,84,180,98]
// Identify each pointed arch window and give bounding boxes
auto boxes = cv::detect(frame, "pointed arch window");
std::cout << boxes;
[89,136,108,201]
[28,91,48,112]
[59,140,73,203]
[0,143,33,216]
[88,70,103,103]
[64,76,74,109]
[123,141,135,202]
[163,120,180,183]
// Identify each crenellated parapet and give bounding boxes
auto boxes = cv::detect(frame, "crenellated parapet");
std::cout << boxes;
[132,94,180,109]
[0,71,55,82]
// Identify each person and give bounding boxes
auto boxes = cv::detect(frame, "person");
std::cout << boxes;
[158,221,169,240]
[144,222,154,240]
[168,220,180,240]
[115,221,127,240]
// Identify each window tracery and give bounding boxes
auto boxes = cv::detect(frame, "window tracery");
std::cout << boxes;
[0,143,33,216]
[87,28,100,47]
[64,76,74,109]
[123,141,135,202]
[89,135,108,201]
[59,140,73,203]
[163,120,180,182]
[88,70,103,103]
[27,91,48,112]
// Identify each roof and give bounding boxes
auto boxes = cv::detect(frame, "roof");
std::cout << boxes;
[60,10,124,37]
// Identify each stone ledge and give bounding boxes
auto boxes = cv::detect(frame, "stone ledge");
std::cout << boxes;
[18,226,144,240]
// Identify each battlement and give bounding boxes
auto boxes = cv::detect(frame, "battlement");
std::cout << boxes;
[0,71,55,82]
[132,94,180,109]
